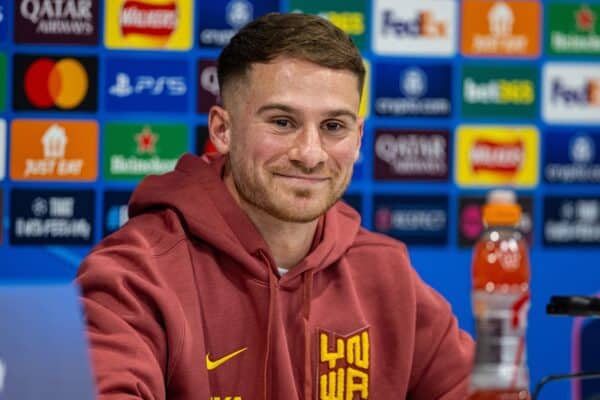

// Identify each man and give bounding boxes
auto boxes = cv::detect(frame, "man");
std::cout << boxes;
[77,13,474,400]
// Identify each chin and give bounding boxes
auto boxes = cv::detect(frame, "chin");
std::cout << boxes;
[269,196,336,223]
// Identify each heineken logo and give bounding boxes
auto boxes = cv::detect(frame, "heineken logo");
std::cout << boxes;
[104,123,187,181]
[135,126,157,154]
[547,4,600,55]
[576,5,595,32]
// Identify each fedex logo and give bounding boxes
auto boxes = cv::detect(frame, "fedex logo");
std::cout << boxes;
[543,63,600,124]
[109,73,187,97]
[381,9,447,37]
[551,79,600,106]
[105,57,189,112]
[373,0,456,56]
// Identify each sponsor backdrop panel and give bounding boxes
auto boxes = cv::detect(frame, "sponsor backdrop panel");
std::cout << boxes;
[0,0,7,42]
[0,1,599,399]
[0,53,5,111]
[105,0,193,50]
[0,119,5,180]
[14,0,99,45]
[10,119,98,181]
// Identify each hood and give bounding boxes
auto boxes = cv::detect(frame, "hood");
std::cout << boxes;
[128,153,362,285]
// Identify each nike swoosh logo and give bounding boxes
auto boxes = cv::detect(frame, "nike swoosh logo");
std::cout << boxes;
[206,347,247,371]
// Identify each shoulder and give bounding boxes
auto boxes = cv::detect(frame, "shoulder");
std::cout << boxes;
[77,208,191,283]
[346,227,413,271]
[344,228,454,312]
[99,208,188,256]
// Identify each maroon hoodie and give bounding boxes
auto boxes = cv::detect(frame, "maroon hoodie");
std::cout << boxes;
[77,153,474,400]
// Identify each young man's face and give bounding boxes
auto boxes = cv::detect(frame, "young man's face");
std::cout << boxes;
[213,57,364,223]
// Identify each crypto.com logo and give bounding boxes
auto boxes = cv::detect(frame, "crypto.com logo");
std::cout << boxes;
[24,57,88,109]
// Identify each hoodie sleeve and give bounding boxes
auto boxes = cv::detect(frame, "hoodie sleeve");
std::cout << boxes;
[75,232,187,400]
[408,272,475,400]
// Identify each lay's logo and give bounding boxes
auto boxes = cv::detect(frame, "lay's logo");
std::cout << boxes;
[106,0,192,50]
[470,139,524,174]
[456,125,539,187]
[120,0,177,38]
[13,54,97,112]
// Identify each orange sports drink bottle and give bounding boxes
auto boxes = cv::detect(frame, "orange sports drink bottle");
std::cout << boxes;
[468,190,531,400]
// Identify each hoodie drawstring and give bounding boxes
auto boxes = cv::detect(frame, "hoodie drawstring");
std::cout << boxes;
[303,269,314,399]
[260,251,277,400]
[259,250,316,400]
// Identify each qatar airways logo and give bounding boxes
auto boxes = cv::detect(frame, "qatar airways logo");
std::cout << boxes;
[119,0,178,38]
[16,0,97,44]
[374,130,448,180]
[470,139,524,174]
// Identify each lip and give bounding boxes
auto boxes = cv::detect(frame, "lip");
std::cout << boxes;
[273,173,330,183]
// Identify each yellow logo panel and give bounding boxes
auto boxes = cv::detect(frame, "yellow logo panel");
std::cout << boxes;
[359,59,370,118]
[105,0,193,50]
[456,125,539,187]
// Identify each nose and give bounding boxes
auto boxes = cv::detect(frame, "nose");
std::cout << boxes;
[288,125,328,170]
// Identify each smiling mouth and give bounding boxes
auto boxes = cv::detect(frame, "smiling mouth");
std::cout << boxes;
[273,173,330,183]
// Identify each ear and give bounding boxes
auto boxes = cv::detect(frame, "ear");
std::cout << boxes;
[208,105,232,154]
[354,117,365,162]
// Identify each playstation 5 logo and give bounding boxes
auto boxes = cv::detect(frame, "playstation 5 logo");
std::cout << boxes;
[109,73,187,98]
[0,358,6,393]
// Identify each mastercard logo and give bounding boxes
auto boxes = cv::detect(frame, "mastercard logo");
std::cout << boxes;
[23,58,89,109]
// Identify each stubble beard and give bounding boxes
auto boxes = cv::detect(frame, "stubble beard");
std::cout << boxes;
[228,154,352,223]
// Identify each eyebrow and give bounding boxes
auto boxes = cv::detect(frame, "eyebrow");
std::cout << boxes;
[256,103,357,121]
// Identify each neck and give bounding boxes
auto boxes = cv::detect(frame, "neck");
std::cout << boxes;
[224,174,318,270]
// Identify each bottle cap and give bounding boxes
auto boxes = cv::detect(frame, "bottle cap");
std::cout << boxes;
[482,189,522,226]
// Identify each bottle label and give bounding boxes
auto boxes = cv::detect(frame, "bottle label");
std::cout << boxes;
[471,290,530,390]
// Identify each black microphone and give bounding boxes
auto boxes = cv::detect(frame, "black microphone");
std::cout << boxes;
[546,295,600,317]
[531,295,600,400]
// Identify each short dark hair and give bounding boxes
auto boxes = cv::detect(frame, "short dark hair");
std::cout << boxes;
[217,13,365,102]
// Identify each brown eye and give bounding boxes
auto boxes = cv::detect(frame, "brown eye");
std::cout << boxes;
[324,121,343,132]
[274,119,292,128]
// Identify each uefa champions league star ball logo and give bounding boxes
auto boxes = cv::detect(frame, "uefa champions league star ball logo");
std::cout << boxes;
[570,135,595,164]
[31,197,48,217]
[226,0,253,29]
[400,67,427,98]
